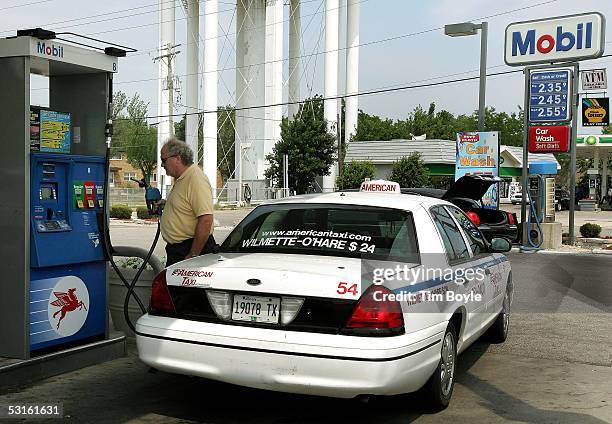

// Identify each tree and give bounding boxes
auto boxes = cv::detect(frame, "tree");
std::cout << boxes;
[265,96,336,194]
[336,160,375,190]
[355,110,398,141]
[389,153,430,188]
[111,91,127,120]
[353,103,525,145]
[113,92,157,184]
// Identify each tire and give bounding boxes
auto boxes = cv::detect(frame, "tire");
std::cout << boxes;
[487,287,511,343]
[556,203,562,212]
[421,322,457,411]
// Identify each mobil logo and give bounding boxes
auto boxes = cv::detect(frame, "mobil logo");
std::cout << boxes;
[36,41,64,58]
[505,13,605,66]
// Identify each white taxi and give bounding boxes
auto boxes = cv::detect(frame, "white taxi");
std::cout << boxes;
[136,180,512,409]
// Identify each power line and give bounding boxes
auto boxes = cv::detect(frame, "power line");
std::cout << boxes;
[0,0,53,12]
[111,0,565,87]
[115,54,612,122]
[90,0,348,53]
[0,0,236,36]
[27,0,573,92]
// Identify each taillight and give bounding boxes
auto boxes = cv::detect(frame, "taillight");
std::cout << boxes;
[467,211,481,226]
[150,270,176,314]
[344,286,404,335]
[507,212,516,225]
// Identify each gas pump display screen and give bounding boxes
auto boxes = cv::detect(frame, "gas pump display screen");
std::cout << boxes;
[40,185,56,200]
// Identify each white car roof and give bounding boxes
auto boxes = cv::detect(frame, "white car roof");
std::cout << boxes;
[261,191,452,212]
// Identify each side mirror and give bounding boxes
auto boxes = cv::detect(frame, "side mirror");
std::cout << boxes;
[490,237,511,253]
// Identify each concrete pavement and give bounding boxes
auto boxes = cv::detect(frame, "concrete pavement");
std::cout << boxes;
[503,203,612,237]
[1,251,611,423]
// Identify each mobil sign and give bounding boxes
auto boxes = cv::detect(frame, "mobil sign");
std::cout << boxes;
[505,12,605,66]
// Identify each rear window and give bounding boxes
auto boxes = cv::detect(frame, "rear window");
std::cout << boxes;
[221,204,420,263]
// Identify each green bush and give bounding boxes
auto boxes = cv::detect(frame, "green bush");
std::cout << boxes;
[116,256,167,269]
[580,223,602,238]
[110,204,132,219]
[336,160,376,190]
[136,206,151,219]
[389,153,430,188]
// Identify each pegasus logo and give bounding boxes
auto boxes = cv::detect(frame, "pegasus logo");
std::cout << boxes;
[51,288,88,329]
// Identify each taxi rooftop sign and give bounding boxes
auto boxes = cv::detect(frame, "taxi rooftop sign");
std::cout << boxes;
[360,180,400,193]
[505,13,605,66]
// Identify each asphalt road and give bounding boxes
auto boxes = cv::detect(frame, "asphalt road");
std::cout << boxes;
[1,253,611,423]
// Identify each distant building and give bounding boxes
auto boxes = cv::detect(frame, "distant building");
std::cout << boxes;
[109,152,223,190]
[108,152,158,188]
[344,139,560,202]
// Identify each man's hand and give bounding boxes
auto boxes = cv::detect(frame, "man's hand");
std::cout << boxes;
[186,214,214,259]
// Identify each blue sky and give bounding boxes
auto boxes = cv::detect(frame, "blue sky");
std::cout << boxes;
[2,0,611,134]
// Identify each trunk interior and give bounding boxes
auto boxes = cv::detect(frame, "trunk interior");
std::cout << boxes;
[474,208,507,225]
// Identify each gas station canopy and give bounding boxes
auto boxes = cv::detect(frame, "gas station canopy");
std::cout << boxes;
[0,35,119,76]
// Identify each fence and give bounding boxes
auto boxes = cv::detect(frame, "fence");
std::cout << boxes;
[109,188,146,207]
[217,186,293,205]
[111,186,294,208]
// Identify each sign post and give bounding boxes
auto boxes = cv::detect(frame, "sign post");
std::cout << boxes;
[570,63,580,246]
[505,12,605,246]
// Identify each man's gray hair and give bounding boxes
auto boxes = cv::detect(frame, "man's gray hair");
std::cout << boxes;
[163,137,194,165]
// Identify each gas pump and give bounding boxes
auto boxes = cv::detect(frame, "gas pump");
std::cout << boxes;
[522,161,558,250]
[587,170,600,201]
[0,31,131,359]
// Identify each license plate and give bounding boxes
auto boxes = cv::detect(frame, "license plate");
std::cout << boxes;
[231,294,280,324]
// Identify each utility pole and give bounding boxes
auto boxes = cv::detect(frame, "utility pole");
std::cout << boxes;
[154,43,180,197]
[154,43,180,132]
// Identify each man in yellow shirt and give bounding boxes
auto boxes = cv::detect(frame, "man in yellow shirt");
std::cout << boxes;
[158,137,216,266]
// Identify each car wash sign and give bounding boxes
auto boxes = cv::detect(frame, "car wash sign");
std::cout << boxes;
[505,13,605,66]
[456,132,500,209]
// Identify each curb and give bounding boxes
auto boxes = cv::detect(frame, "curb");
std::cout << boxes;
[511,246,612,256]
[593,249,612,255]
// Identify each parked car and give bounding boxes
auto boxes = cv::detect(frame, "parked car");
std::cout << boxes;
[403,175,518,243]
[136,183,513,410]
[510,190,523,205]
[555,188,570,211]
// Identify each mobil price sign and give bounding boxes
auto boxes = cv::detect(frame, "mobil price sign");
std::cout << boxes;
[528,125,569,153]
[505,12,605,66]
[529,69,571,122]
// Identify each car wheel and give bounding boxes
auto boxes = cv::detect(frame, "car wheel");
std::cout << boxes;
[555,203,562,212]
[421,322,457,411]
[487,286,511,343]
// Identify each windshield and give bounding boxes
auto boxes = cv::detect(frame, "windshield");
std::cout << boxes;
[221,203,420,263]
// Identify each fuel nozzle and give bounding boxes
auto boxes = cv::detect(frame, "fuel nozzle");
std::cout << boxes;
[131,178,162,215]
[145,187,162,215]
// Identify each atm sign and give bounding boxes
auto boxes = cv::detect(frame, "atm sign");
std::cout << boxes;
[528,125,570,153]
